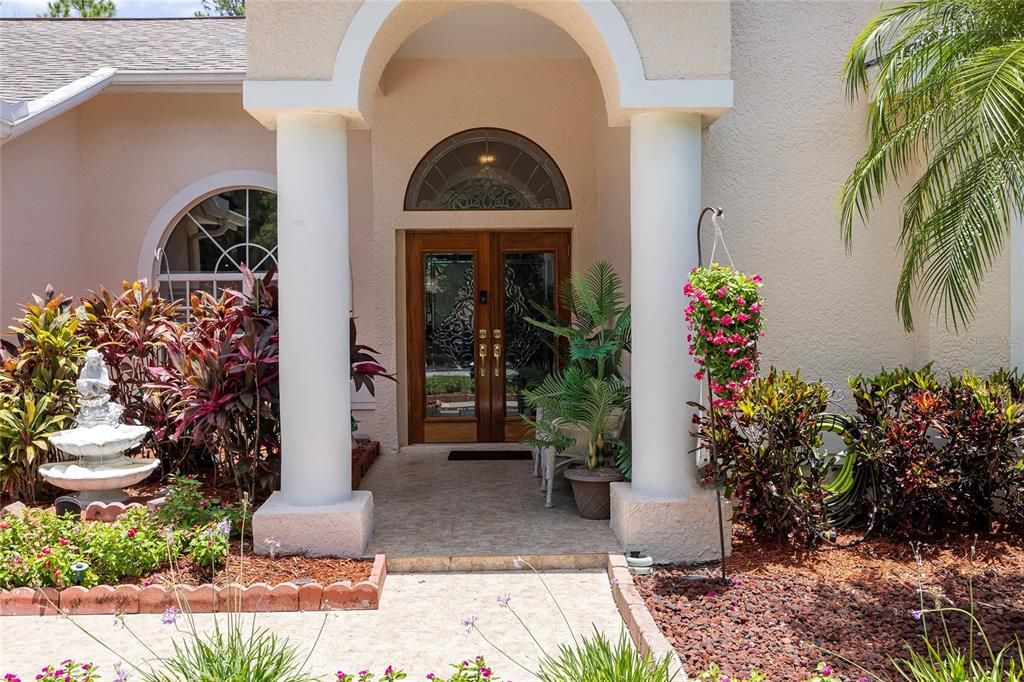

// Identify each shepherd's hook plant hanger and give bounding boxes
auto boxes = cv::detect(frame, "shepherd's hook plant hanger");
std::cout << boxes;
[696,205,730,585]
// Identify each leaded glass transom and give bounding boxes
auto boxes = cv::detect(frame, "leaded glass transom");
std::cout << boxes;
[405,128,571,211]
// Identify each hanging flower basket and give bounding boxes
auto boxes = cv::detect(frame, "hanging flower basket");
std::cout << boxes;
[684,263,765,410]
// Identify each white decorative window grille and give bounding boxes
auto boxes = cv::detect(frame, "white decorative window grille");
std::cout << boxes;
[156,188,278,315]
[405,128,571,210]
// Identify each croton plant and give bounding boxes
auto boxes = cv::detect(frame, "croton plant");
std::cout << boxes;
[684,263,765,409]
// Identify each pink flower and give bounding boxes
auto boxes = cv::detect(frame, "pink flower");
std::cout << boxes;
[683,282,694,295]
[720,314,733,325]
[736,296,746,306]
[716,286,729,298]
[751,274,763,283]
[735,312,750,322]
[750,302,762,313]
[694,371,705,381]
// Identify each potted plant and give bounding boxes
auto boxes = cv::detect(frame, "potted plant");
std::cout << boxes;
[522,261,631,519]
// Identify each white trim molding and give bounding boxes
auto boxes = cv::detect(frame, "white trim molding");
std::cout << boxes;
[137,170,278,283]
[1,68,115,142]
[2,68,246,143]
[243,0,733,129]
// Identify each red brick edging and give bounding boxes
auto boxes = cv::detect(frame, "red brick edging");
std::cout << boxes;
[0,554,387,617]
[607,553,684,675]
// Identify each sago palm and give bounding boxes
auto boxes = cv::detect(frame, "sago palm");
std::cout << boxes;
[840,0,1024,331]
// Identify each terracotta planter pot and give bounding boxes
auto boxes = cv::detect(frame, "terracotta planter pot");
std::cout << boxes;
[564,466,623,520]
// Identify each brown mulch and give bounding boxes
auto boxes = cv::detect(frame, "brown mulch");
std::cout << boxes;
[133,540,373,588]
[636,528,1024,681]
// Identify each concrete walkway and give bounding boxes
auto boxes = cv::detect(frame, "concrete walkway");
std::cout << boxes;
[1,570,625,680]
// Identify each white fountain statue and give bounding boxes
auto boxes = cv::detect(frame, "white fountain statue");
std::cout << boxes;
[39,350,159,503]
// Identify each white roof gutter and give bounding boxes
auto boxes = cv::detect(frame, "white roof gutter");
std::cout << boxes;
[1,68,246,143]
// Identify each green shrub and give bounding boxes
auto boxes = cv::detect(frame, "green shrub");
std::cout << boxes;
[849,365,1024,535]
[136,618,317,682]
[696,368,832,540]
[535,630,677,682]
[0,507,174,589]
[425,375,475,395]
[155,473,249,536]
[0,290,86,500]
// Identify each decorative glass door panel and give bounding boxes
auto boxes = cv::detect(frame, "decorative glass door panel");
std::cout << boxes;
[424,254,476,418]
[407,231,570,443]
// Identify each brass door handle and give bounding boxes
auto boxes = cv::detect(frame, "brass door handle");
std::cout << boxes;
[479,343,488,376]
[493,343,502,376]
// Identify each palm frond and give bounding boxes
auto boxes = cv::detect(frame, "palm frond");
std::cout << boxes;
[841,0,1024,330]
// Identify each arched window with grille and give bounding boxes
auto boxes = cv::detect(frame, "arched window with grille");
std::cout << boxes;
[156,188,278,312]
[405,128,571,211]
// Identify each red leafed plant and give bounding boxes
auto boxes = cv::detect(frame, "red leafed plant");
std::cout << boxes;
[148,268,281,499]
[351,317,395,396]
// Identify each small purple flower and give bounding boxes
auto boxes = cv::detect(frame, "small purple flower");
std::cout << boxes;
[910,609,923,621]
[160,606,180,625]
[821,666,832,676]
[113,664,129,682]
[496,593,511,608]
[460,615,478,633]
[512,556,524,569]
[216,519,232,538]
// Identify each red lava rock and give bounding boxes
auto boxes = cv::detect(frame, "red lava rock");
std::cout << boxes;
[636,530,1024,681]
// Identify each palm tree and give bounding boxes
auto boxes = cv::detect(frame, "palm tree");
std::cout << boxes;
[840,0,1024,331]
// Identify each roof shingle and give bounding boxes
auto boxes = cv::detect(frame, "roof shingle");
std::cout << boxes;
[0,17,246,102]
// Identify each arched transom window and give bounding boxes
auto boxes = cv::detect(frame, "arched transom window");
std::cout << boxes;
[405,128,571,211]
[157,188,278,311]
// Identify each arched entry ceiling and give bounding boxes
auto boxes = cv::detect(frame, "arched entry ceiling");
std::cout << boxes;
[393,5,586,60]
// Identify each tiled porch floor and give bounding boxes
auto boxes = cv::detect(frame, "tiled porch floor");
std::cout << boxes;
[362,445,621,565]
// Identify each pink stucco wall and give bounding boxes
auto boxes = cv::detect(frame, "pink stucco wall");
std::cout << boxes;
[0,93,276,324]
[1,109,88,324]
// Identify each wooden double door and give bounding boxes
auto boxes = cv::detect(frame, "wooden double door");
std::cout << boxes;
[407,230,571,443]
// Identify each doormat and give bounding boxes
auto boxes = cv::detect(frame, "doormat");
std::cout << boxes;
[447,450,533,461]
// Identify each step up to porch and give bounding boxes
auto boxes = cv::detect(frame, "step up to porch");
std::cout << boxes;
[382,553,609,573]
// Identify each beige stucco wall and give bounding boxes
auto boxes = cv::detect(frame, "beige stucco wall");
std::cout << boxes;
[705,0,1010,399]
[0,110,87,325]
[368,57,602,450]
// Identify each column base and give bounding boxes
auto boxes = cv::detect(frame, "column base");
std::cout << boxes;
[610,482,732,564]
[252,490,374,557]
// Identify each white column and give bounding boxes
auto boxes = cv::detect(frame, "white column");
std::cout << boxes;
[629,111,702,499]
[276,112,352,506]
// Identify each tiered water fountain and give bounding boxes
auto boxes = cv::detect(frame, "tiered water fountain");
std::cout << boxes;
[39,350,159,503]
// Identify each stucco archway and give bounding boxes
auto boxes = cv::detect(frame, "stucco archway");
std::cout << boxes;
[334,0,635,125]
[242,0,731,128]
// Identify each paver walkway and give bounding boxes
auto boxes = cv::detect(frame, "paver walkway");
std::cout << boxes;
[364,446,621,559]
[1,570,625,680]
